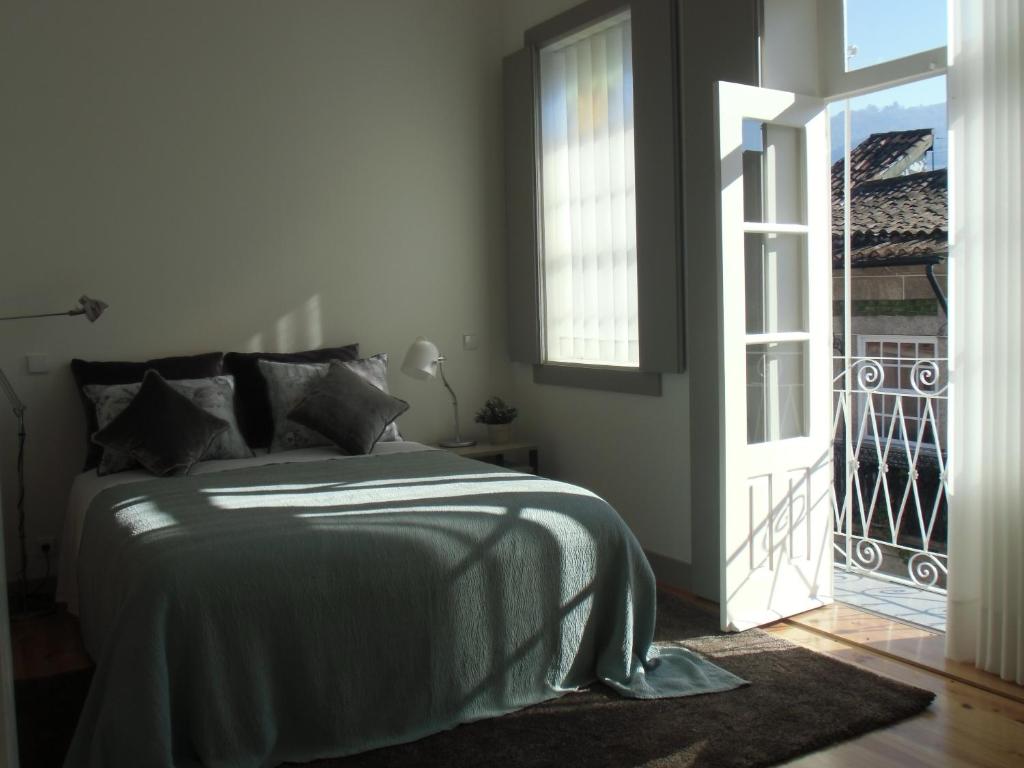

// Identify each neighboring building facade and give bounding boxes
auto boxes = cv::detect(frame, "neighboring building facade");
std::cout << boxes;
[832,129,948,441]
[832,129,947,348]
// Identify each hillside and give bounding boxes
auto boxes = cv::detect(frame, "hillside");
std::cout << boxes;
[831,102,947,169]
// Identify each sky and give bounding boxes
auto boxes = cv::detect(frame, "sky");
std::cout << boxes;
[844,0,947,108]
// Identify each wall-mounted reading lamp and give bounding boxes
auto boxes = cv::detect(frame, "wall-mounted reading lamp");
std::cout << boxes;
[0,295,108,616]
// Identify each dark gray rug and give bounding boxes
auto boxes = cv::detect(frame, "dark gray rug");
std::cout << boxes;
[15,590,934,768]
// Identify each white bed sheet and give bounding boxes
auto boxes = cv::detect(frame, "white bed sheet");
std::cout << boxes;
[56,441,436,615]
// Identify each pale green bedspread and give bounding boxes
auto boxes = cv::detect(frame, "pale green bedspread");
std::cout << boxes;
[65,450,744,767]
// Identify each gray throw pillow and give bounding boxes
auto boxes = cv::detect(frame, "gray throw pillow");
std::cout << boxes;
[86,375,253,475]
[259,353,401,453]
[92,371,229,477]
[288,361,409,456]
[258,359,334,452]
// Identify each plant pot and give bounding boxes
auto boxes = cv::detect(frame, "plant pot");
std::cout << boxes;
[487,423,512,445]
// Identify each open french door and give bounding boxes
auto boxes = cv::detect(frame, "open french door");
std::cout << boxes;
[716,81,833,631]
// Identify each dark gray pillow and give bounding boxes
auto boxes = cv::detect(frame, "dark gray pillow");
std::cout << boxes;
[258,359,334,452]
[287,361,409,456]
[72,352,225,470]
[258,353,402,452]
[223,344,360,449]
[340,353,403,443]
[85,375,253,475]
[92,370,230,476]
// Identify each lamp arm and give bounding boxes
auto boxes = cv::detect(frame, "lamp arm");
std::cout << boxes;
[436,358,463,442]
[1,295,107,323]
[0,367,26,419]
[0,310,78,322]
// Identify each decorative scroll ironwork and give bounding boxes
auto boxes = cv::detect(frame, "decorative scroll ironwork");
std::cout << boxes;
[832,354,949,592]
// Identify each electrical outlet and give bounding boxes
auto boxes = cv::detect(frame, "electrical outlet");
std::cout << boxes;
[26,353,50,374]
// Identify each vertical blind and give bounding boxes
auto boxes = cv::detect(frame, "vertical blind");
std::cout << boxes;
[946,0,1024,683]
[539,12,639,368]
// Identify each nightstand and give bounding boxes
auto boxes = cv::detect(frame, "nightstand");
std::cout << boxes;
[437,441,539,475]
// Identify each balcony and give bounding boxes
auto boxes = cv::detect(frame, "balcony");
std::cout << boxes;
[831,352,948,630]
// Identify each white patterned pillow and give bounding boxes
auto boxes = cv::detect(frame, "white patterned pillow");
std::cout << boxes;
[258,354,402,453]
[86,375,253,475]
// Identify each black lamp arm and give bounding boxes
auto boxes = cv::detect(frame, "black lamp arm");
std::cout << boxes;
[0,310,78,322]
[0,295,107,324]
[0,367,25,418]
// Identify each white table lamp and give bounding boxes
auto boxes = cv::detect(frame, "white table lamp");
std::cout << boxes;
[401,337,474,448]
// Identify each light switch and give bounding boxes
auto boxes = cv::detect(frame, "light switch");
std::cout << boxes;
[26,354,49,374]
[462,334,479,351]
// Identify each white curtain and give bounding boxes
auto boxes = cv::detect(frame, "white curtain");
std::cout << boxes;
[539,12,639,367]
[946,0,1024,684]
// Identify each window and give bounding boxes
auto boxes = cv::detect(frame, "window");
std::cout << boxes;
[857,335,941,445]
[537,11,639,368]
[810,0,947,100]
[504,0,683,392]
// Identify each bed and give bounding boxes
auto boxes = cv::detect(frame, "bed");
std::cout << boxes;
[55,442,744,768]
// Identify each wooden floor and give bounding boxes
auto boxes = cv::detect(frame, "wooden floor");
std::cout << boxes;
[10,607,90,681]
[9,600,1024,767]
[767,606,1024,767]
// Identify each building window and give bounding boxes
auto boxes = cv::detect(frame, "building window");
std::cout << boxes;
[538,11,639,368]
[857,335,940,445]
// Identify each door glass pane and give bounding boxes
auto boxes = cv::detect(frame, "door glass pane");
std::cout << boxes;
[745,233,807,334]
[747,342,807,444]
[742,119,805,225]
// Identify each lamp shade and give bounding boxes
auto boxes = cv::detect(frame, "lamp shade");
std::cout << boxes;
[402,337,441,380]
[78,295,108,322]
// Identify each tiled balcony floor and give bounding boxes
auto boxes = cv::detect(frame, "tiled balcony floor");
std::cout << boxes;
[833,569,947,632]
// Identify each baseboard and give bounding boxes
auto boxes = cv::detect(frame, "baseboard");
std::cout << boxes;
[644,550,691,591]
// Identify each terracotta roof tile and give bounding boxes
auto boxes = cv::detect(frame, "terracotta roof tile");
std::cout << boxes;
[831,130,947,268]
[831,129,934,196]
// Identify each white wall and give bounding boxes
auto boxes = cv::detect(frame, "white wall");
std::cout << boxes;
[0,0,511,578]
[678,0,760,600]
[0,0,761,590]
[761,0,822,95]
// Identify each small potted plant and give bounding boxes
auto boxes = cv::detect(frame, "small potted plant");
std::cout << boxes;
[475,396,518,445]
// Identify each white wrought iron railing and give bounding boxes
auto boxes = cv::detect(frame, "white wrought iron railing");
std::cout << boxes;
[832,353,949,591]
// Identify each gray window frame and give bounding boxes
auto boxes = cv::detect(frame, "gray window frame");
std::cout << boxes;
[504,0,684,396]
